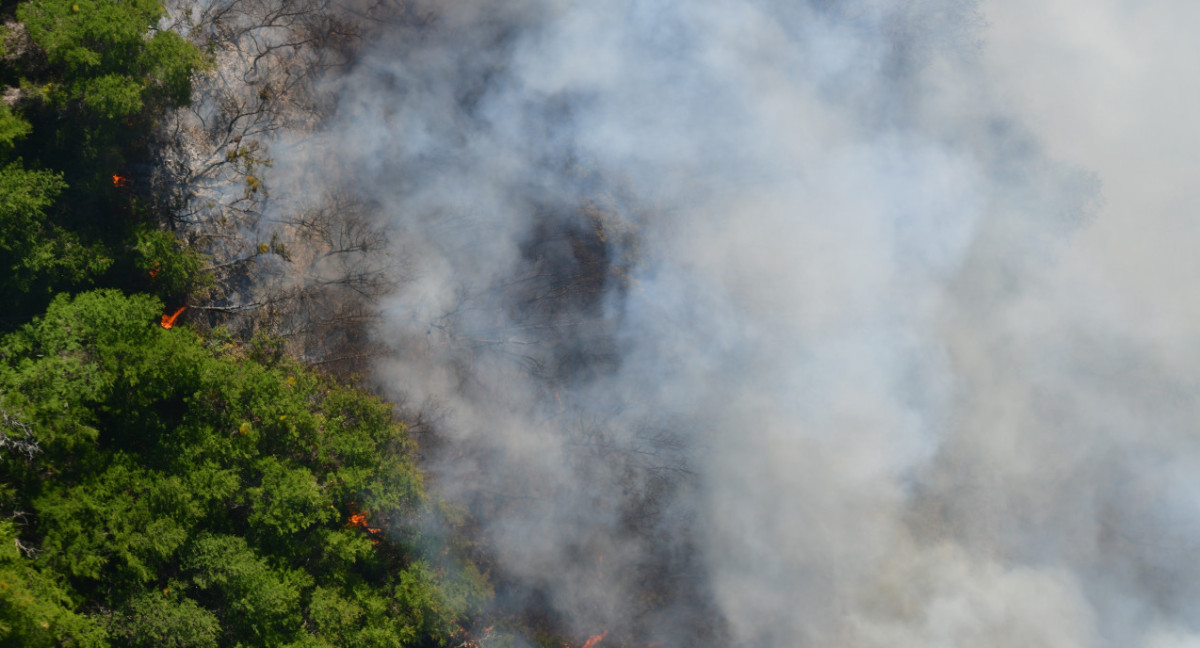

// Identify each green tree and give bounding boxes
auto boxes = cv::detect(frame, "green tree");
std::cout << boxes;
[16,0,204,118]
[0,521,107,648]
[0,0,208,327]
[108,591,220,648]
[0,290,488,647]
[0,162,109,300]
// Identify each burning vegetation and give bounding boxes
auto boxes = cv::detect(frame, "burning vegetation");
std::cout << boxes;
[345,504,384,545]
[160,306,186,329]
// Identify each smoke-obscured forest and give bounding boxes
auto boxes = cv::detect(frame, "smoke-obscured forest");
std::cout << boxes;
[4,0,1200,647]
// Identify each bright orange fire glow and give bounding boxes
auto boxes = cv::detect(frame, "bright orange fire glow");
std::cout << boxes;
[160,306,186,329]
[346,505,384,544]
[346,512,382,535]
[580,633,606,648]
[112,174,129,187]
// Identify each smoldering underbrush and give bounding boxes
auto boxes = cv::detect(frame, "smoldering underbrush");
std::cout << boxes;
[152,0,401,376]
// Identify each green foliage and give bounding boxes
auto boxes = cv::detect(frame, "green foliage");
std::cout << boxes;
[0,105,31,151]
[0,521,108,648]
[0,162,110,298]
[79,73,144,119]
[35,459,199,582]
[248,459,335,536]
[0,5,491,641]
[108,591,220,648]
[16,0,206,117]
[143,30,205,107]
[0,2,491,645]
[185,534,304,645]
[0,0,208,328]
[0,291,489,647]
[134,226,211,298]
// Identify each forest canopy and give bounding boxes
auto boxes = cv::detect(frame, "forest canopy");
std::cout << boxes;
[0,0,206,325]
[0,0,493,645]
[0,290,488,647]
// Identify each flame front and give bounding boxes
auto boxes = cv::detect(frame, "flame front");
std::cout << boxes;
[112,174,129,187]
[580,633,606,648]
[160,306,186,329]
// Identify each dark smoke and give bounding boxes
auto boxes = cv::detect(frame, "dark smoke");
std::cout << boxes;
[246,1,1200,646]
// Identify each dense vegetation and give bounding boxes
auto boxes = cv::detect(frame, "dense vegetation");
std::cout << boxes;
[0,0,205,324]
[0,0,490,645]
[1,291,487,647]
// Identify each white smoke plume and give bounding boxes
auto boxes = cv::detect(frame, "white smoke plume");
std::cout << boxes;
[254,0,1200,645]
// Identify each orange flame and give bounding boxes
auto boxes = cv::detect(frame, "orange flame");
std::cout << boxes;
[112,174,129,187]
[160,306,186,329]
[346,505,383,544]
[346,512,382,534]
[580,633,606,648]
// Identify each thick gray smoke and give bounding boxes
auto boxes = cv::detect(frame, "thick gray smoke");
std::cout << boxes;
[260,0,1200,645]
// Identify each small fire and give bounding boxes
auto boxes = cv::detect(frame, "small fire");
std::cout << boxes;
[580,633,606,648]
[346,512,382,535]
[450,623,486,648]
[112,174,129,187]
[346,505,384,544]
[160,306,186,329]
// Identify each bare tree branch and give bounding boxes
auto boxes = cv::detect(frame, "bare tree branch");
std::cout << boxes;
[0,409,39,461]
